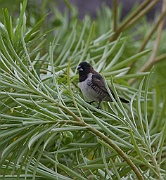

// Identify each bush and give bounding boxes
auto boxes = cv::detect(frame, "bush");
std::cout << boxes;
[0,0,166,179]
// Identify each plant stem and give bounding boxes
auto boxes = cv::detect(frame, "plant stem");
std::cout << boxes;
[138,0,166,72]
[123,0,159,30]
[129,10,166,74]
[110,0,159,41]
[138,11,166,52]
[153,53,166,64]
[113,0,118,32]
[59,104,143,179]
[129,0,166,85]
[87,125,144,180]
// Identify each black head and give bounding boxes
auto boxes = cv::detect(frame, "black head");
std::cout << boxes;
[77,62,91,76]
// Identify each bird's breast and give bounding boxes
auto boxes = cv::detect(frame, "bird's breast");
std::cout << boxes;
[78,73,98,101]
[78,73,110,102]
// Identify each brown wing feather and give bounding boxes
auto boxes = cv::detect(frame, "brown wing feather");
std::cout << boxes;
[91,75,129,103]
[91,73,113,95]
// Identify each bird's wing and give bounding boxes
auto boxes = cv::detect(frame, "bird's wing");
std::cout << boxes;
[92,73,129,103]
[91,74,113,94]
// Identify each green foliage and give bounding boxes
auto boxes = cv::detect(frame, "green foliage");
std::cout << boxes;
[0,0,166,179]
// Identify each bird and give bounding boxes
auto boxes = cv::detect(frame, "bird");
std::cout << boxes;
[77,61,129,108]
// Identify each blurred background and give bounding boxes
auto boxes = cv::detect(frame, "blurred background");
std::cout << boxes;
[1,1,166,179]
[0,0,165,93]
[0,0,162,21]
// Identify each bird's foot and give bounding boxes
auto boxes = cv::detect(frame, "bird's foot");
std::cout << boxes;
[96,101,101,109]
[87,101,95,105]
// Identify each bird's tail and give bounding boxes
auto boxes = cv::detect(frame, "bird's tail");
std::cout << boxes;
[109,91,129,103]
[119,97,129,103]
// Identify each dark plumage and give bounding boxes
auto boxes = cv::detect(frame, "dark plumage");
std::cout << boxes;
[77,62,129,108]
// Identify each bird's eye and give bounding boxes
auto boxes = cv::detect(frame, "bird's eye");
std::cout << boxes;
[77,66,83,71]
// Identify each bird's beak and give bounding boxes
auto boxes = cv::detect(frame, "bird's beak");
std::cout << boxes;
[77,65,83,71]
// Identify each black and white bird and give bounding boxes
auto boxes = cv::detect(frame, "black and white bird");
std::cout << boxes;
[77,62,129,108]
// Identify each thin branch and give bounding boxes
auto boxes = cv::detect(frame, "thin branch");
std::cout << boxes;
[138,53,166,72]
[129,9,166,73]
[123,0,159,30]
[116,0,152,32]
[58,104,143,179]
[138,0,166,73]
[113,0,118,32]
[87,125,144,180]
[129,0,166,84]
[138,11,166,52]
[110,0,159,41]
[153,53,166,63]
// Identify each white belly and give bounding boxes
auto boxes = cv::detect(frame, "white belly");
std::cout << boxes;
[78,73,99,101]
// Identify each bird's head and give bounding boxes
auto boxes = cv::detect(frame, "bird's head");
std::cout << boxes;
[77,62,92,76]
